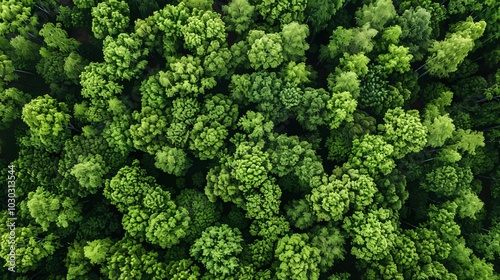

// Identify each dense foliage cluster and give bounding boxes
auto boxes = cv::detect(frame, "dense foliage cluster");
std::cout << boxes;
[1,0,500,278]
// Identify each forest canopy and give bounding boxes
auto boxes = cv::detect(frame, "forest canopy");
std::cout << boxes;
[1,0,500,279]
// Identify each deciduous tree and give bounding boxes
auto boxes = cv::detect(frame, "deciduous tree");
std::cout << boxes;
[190,224,244,278]
[275,233,321,280]
[91,0,130,39]
[222,0,255,34]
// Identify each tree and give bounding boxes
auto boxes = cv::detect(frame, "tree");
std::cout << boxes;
[426,35,475,78]
[326,26,355,58]
[397,7,433,60]
[70,154,109,194]
[9,136,59,197]
[205,163,245,207]
[158,55,216,98]
[328,71,360,99]
[307,177,350,222]
[91,0,130,39]
[181,9,227,57]
[350,24,379,54]
[231,141,270,188]
[202,94,239,128]
[344,169,378,211]
[230,71,289,123]
[425,17,486,78]
[145,206,190,249]
[190,224,244,278]
[0,0,38,38]
[373,169,409,211]
[281,61,311,85]
[248,32,284,70]
[222,0,255,34]
[129,106,169,155]
[35,48,65,87]
[379,107,427,159]
[66,241,94,279]
[295,87,329,131]
[422,166,459,200]
[376,25,402,52]
[327,25,379,58]
[250,215,290,241]
[447,0,483,15]
[421,165,473,197]
[469,222,500,262]
[256,0,307,26]
[390,230,419,272]
[275,233,321,280]
[21,94,71,152]
[337,53,370,78]
[121,206,150,241]
[279,84,303,109]
[56,131,127,198]
[236,110,274,141]
[358,67,404,116]
[447,242,496,280]
[326,111,377,162]
[0,222,59,273]
[175,189,222,242]
[101,109,134,156]
[449,129,485,155]
[451,16,487,41]
[244,178,282,220]
[281,22,309,61]
[79,62,123,101]
[350,134,396,177]
[268,134,309,177]
[343,208,397,262]
[165,259,201,279]
[73,0,96,8]
[64,52,88,84]
[103,160,156,212]
[103,237,167,279]
[425,114,456,148]
[355,0,396,31]
[327,91,357,130]
[0,87,31,129]
[248,238,275,269]
[83,238,114,265]
[39,22,80,53]
[228,39,251,70]
[102,33,148,80]
[203,46,232,78]
[305,0,345,33]
[310,224,346,273]
[155,146,192,176]
[139,72,170,110]
[285,198,316,230]
[9,35,40,71]
[26,187,82,231]
[453,189,484,219]
[189,116,228,160]
[376,45,413,74]
[150,3,190,57]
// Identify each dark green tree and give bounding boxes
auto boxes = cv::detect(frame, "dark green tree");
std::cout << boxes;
[0,87,31,129]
